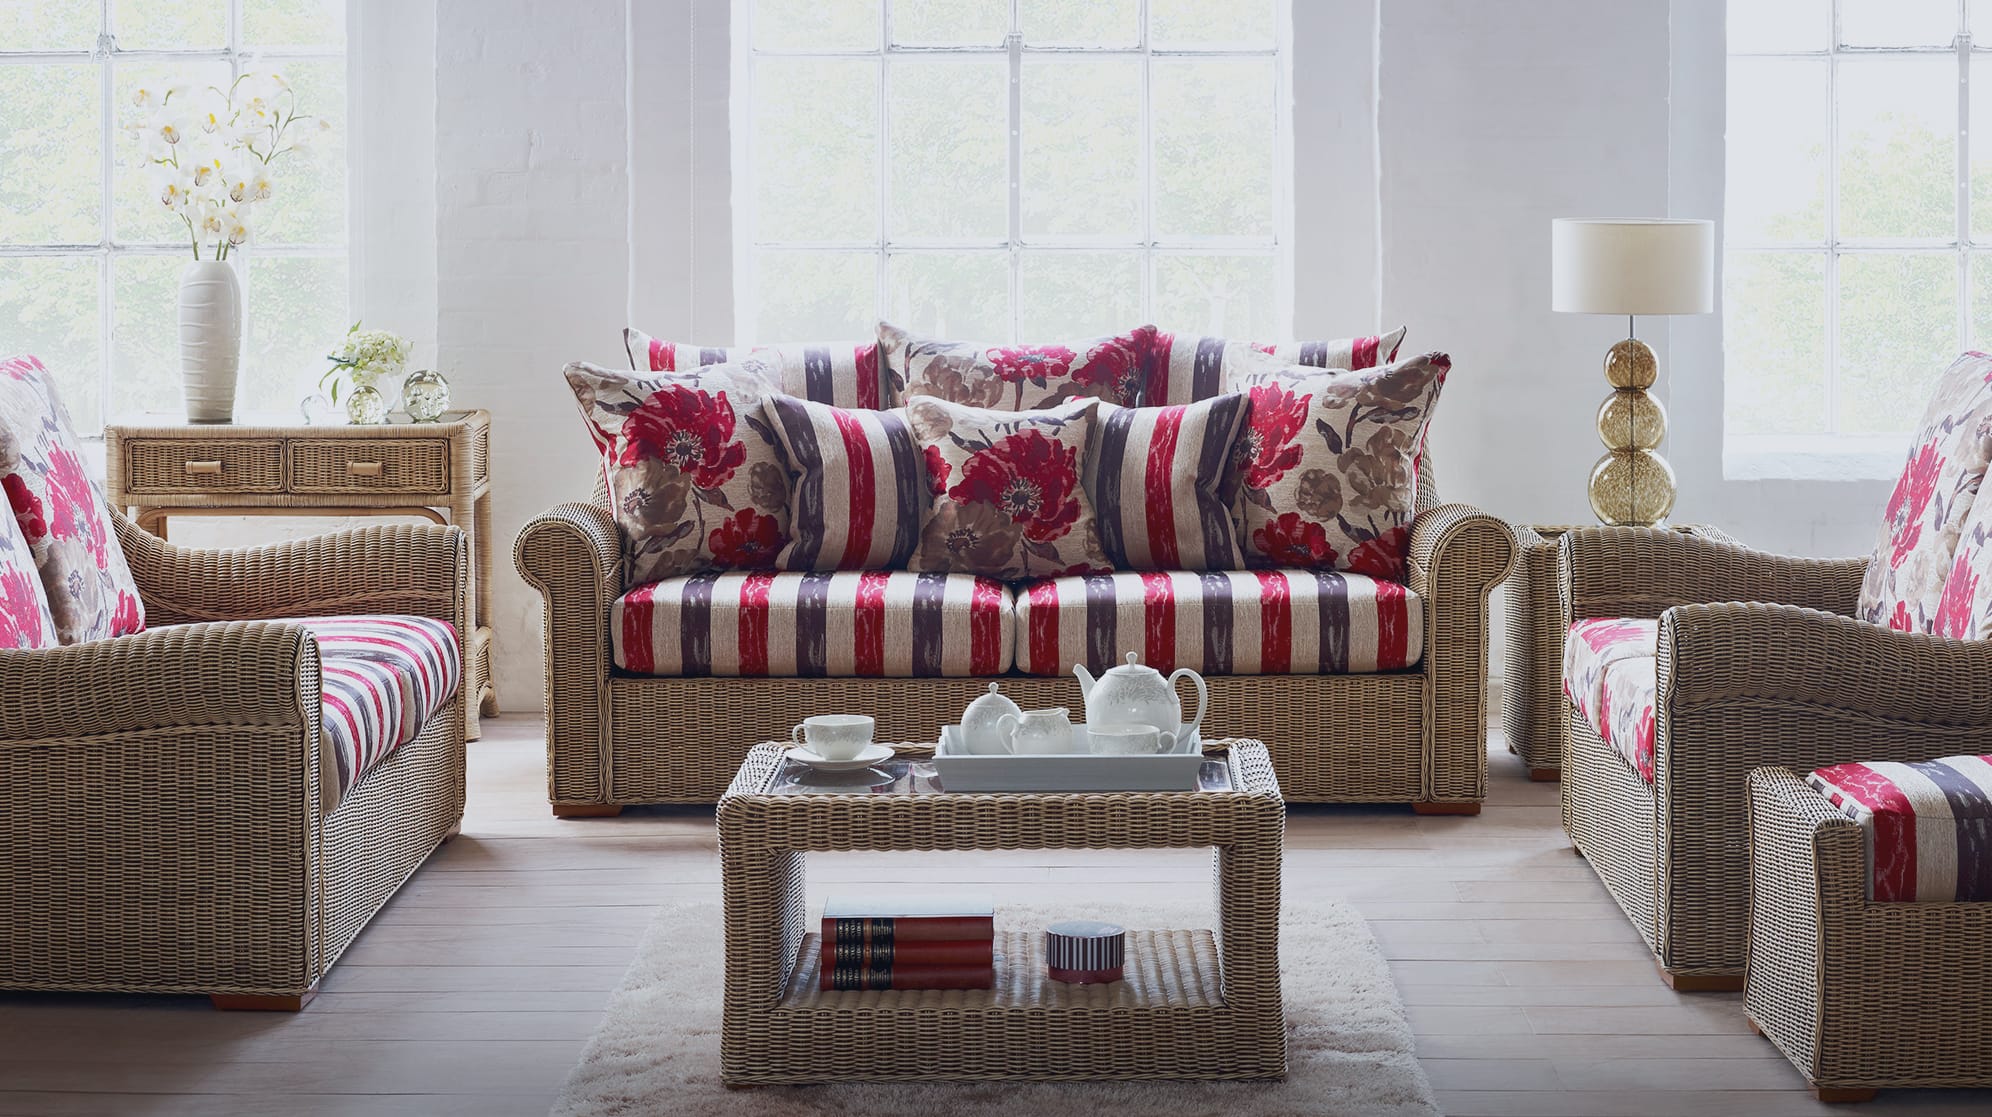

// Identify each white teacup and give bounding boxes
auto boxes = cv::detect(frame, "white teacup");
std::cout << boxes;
[791,714,875,761]
[1087,724,1171,756]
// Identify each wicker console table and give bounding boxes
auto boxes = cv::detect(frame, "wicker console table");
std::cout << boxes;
[104,411,497,733]
[716,739,1286,1085]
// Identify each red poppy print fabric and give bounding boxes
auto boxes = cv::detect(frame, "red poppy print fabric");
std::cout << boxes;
[880,322,1152,411]
[1142,326,1409,406]
[623,328,894,412]
[0,496,56,650]
[563,358,792,584]
[1857,351,1992,633]
[0,354,145,644]
[1228,351,1450,580]
[904,396,1112,581]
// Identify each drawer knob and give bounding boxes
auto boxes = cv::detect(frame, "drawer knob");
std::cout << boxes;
[347,461,383,478]
[183,460,223,475]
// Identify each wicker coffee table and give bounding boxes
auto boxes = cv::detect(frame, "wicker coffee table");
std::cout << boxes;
[716,739,1286,1084]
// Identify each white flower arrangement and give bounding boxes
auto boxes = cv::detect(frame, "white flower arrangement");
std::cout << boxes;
[321,322,412,403]
[130,72,321,259]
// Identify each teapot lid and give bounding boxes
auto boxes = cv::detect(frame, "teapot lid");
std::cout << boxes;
[1105,651,1161,676]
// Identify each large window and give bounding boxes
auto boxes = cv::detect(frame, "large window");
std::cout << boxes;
[1726,0,1992,464]
[736,0,1287,343]
[0,1,348,432]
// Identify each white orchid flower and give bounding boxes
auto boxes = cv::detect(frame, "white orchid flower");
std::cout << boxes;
[249,172,274,202]
[132,85,157,109]
[225,211,251,247]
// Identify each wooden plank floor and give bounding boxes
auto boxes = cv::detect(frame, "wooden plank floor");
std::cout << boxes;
[3,717,1989,1116]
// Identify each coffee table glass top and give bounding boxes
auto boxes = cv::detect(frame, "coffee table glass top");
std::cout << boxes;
[766,752,1235,796]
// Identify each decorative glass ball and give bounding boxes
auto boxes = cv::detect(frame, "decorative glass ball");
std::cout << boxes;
[1596,389,1668,452]
[344,384,388,425]
[1588,449,1677,527]
[401,368,452,423]
[1604,338,1658,389]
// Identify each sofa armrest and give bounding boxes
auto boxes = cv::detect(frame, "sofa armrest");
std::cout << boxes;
[1561,525,1866,622]
[514,501,623,805]
[1407,504,1518,803]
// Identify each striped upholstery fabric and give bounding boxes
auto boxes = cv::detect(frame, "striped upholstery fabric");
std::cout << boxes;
[623,328,891,410]
[1011,569,1422,677]
[613,571,1015,677]
[765,396,922,571]
[1562,618,1660,783]
[1087,395,1250,571]
[1143,326,1408,406]
[1808,755,1992,902]
[290,616,461,799]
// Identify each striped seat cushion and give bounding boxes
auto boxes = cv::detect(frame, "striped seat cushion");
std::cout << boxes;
[290,616,461,799]
[1011,569,1422,677]
[1562,618,1660,783]
[613,571,1014,677]
[1808,755,1992,902]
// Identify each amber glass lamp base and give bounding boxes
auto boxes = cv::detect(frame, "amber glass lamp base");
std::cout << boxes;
[1588,337,1676,527]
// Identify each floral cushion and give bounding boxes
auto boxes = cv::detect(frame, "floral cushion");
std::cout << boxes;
[1143,327,1408,406]
[1086,394,1251,571]
[0,355,145,644]
[1858,351,1992,633]
[1933,474,1992,639]
[1808,754,1992,902]
[623,328,893,410]
[564,358,792,583]
[0,500,56,650]
[903,396,1112,580]
[1563,617,1660,783]
[285,615,460,801]
[879,322,1152,410]
[1229,352,1449,580]
[1013,569,1422,677]
[764,395,922,572]
[612,571,1013,677]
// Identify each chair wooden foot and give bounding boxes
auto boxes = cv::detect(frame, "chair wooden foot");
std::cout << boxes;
[1657,966,1744,992]
[1527,767,1561,782]
[1812,1086,1878,1104]
[1745,1015,1763,1036]
[553,803,623,819]
[211,989,315,1012]
[1411,800,1481,816]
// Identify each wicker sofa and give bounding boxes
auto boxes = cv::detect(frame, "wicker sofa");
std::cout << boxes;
[0,512,469,1009]
[517,452,1516,815]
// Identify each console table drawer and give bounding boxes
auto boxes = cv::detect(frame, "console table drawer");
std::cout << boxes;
[122,439,285,494]
[289,439,450,494]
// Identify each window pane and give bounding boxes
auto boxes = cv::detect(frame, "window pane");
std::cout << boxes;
[1841,0,1957,46]
[1021,58,1141,239]
[253,60,347,245]
[1727,0,1829,52]
[0,64,102,246]
[113,0,227,49]
[1970,55,1992,242]
[753,0,878,50]
[1975,0,1992,39]
[1836,56,1955,240]
[1152,59,1275,239]
[0,0,99,51]
[754,249,875,338]
[1020,0,1137,46]
[1149,0,1274,50]
[1837,252,1956,434]
[752,60,879,243]
[1153,253,1277,338]
[244,0,346,49]
[889,58,1006,240]
[111,254,197,421]
[244,254,348,415]
[887,251,1008,339]
[1968,252,1992,351]
[1723,251,1828,436]
[1726,58,1826,244]
[891,0,1008,45]
[113,61,233,246]
[1018,251,1141,337]
[0,257,101,429]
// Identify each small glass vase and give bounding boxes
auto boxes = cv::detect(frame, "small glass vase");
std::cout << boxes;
[401,368,452,422]
[345,384,388,425]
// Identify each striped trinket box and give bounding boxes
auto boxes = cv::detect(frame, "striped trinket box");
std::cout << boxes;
[1045,919,1125,984]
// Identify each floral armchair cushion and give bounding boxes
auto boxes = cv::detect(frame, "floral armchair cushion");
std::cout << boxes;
[0,355,144,644]
[1936,467,1992,639]
[623,328,893,411]
[879,322,1152,411]
[0,494,56,650]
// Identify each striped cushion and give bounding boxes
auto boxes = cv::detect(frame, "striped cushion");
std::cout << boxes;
[291,616,461,799]
[613,571,1014,677]
[624,328,892,410]
[1143,327,1408,406]
[1808,755,1992,902]
[1087,395,1251,571]
[765,396,922,571]
[1562,618,1660,783]
[1012,569,1422,677]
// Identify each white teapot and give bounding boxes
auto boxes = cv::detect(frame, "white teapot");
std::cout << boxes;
[1073,653,1207,751]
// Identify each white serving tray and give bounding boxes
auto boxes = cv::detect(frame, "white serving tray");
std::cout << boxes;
[934,724,1205,792]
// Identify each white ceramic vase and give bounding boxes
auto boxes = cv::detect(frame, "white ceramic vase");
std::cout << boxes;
[178,259,242,423]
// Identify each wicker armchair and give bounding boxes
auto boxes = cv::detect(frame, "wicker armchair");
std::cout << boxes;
[0,511,469,1010]
[1553,525,1992,988]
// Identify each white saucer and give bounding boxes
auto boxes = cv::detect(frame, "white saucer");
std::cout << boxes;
[785,742,894,771]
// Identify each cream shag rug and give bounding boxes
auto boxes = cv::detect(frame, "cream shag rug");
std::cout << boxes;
[552,899,1438,1117]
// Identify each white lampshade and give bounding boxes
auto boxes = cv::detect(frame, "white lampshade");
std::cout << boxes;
[1551,218,1715,316]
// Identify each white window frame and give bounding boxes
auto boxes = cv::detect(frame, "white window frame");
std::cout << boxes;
[0,0,350,432]
[731,0,1291,344]
[1724,0,1984,477]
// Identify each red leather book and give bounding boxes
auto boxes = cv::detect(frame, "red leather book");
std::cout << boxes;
[820,937,995,970]
[819,962,995,992]
[820,893,995,944]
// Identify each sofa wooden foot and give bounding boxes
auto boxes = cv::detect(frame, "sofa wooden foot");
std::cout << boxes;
[211,989,315,1012]
[553,803,623,819]
[1411,801,1481,816]
[1812,1086,1877,1104]
[1527,767,1561,782]
[1746,1015,1763,1036]
[1657,967,1744,992]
